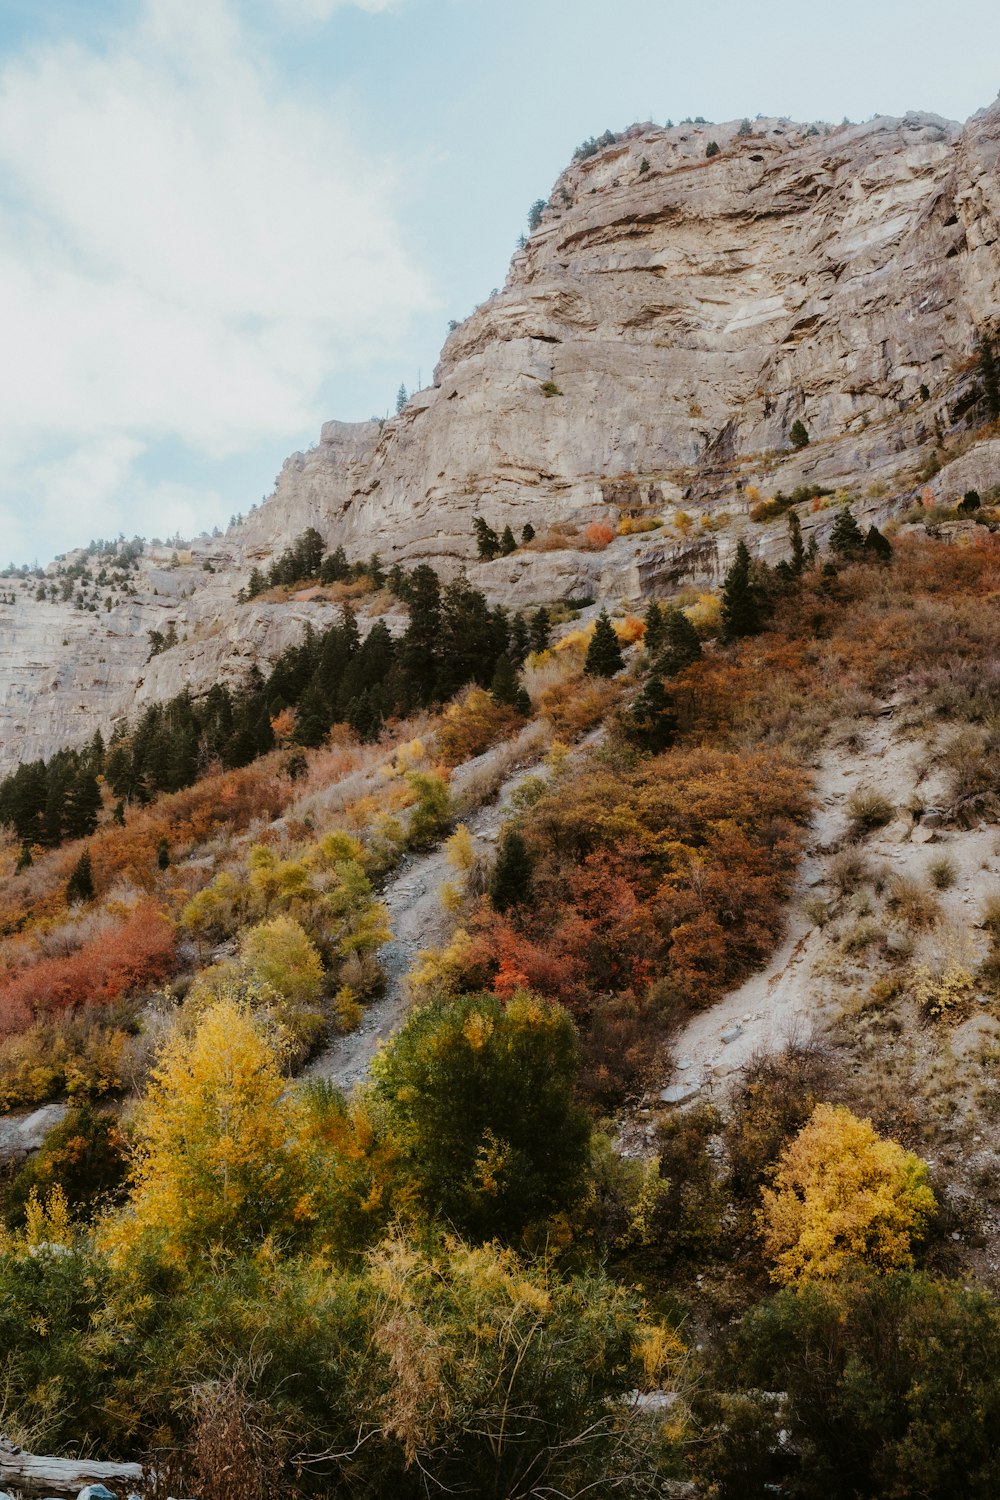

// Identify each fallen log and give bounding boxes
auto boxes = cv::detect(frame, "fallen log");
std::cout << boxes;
[0,1436,143,1498]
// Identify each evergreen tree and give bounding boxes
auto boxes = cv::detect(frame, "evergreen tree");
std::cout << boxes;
[789,419,810,450]
[960,489,982,513]
[157,837,170,871]
[979,333,1000,421]
[294,674,330,748]
[398,565,442,707]
[864,525,893,563]
[508,612,531,666]
[657,608,702,675]
[489,829,535,912]
[490,654,531,715]
[320,546,349,584]
[829,507,865,556]
[245,566,266,599]
[528,606,551,655]
[788,509,806,576]
[584,610,625,677]
[473,516,501,560]
[65,768,101,839]
[66,849,94,904]
[500,525,517,555]
[622,675,678,753]
[643,599,666,657]
[521,522,536,544]
[395,383,408,414]
[721,540,762,640]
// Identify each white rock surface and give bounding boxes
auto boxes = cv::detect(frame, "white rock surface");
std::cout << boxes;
[2,106,1000,770]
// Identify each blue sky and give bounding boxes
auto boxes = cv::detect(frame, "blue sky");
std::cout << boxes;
[1,0,996,563]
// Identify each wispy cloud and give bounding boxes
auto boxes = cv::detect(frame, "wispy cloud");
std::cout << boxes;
[0,0,429,559]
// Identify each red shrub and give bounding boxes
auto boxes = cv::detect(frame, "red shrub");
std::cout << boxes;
[0,905,176,1038]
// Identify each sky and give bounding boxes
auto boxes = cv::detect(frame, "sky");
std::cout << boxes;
[0,0,997,564]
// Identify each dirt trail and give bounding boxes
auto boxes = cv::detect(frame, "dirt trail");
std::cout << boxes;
[306,732,584,1092]
[661,710,998,1100]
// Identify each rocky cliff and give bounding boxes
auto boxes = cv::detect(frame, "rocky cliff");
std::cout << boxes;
[2,104,999,771]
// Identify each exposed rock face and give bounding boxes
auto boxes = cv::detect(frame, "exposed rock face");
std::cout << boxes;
[257,106,1000,565]
[1,105,999,770]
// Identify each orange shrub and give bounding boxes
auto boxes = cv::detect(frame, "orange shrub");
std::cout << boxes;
[614,614,645,645]
[0,905,176,1037]
[435,688,525,767]
[584,522,615,549]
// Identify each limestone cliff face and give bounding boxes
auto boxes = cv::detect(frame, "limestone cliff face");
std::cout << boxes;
[2,105,999,771]
[250,106,1000,564]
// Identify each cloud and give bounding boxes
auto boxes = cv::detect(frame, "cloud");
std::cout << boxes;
[0,0,430,559]
[273,0,401,15]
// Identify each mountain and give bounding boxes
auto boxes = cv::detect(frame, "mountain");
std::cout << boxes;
[2,104,999,771]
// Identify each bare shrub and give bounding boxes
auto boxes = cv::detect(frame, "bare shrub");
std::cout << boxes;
[927,854,958,890]
[847,787,895,838]
[885,873,940,929]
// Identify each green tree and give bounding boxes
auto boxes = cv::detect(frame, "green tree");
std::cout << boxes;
[521,522,535,544]
[66,848,94,904]
[622,675,678,753]
[490,653,530,715]
[721,540,762,639]
[706,140,720,157]
[643,599,666,656]
[372,992,591,1240]
[489,828,534,911]
[864,524,893,563]
[584,610,625,676]
[527,197,547,231]
[500,524,517,555]
[528,605,551,654]
[979,332,1000,420]
[789,419,810,450]
[657,607,702,675]
[788,508,806,575]
[395,383,408,414]
[829,506,865,556]
[473,516,501,560]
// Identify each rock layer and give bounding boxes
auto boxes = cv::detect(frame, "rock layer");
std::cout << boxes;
[2,105,999,770]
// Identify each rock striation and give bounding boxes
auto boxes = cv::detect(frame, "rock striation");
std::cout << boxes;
[1,105,999,770]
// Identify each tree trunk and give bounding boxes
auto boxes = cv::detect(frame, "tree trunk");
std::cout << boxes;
[0,1437,144,1498]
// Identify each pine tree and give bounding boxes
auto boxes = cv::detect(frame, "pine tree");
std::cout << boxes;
[500,525,517,555]
[643,599,666,657]
[789,419,810,450]
[788,509,806,576]
[657,608,702,675]
[979,333,1000,421]
[508,612,531,666]
[157,837,170,870]
[473,516,501,560]
[490,654,530,715]
[623,675,678,753]
[246,566,266,599]
[583,610,625,676]
[528,606,551,654]
[521,522,536,544]
[294,675,330,748]
[489,829,535,912]
[66,849,94,904]
[863,525,893,563]
[395,383,408,414]
[829,507,865,556]
[721,540,761,639]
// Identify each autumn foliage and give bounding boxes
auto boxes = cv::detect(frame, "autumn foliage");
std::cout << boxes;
[0,905,176,1038]
[758,1103,936,1283]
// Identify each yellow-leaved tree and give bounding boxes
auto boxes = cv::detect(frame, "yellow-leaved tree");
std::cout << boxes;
[102,999,311,1266]
[758,1103,936,1284]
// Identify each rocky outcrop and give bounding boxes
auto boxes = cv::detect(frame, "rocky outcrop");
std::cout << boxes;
[1,104,999,770]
